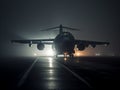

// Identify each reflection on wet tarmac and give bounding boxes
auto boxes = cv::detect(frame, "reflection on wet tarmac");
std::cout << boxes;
[1,57,120,90]
[18,57,91,90]
[76,60,80,63]
[64,57,67,61]
[48,57,53,68]
[49,69,53,74]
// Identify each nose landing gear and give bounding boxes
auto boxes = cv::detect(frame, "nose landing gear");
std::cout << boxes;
[64,52,74,58]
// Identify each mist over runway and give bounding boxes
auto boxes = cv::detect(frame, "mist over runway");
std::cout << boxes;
[0,56,120,90]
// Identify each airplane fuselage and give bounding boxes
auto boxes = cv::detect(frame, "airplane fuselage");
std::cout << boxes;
[54,32,75,55]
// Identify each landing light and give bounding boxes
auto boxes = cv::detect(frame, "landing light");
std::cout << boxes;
[104,44,108,46]
[46,49,55,56]
[76,52,80,56]
[95,53,101,56]
[34,53,37,56]
[74,52,84,57]
[48,57,53,61]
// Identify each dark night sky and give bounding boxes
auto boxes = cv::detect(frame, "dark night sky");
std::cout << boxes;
[0,0,120,56]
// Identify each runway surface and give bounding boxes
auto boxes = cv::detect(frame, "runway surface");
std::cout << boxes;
[0,56,120,90]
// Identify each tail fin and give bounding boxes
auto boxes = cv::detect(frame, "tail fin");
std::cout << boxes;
[40,24,80,34]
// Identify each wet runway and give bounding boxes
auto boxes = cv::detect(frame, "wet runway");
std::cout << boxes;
[0,56,120,90]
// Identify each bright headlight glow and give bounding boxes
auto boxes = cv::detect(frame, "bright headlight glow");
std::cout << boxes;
[74,51,85,57]
[34,53,37,56]
[46,49,55,56]
[48,57,53,61]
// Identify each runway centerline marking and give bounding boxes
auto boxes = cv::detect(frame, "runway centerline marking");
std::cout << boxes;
[57,60,92,88]
[17,57,39,87]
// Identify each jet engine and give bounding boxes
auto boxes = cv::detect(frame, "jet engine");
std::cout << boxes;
[37,43,45,50]
[77,44,86,51]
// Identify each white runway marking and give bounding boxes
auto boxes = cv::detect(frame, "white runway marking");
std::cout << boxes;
[57,61,92,88]
[17,57,39,87]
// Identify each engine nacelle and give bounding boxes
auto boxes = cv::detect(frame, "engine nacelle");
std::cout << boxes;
[37,43,45,50]
[77,44,86,51]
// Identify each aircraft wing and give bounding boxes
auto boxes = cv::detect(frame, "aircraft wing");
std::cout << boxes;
[11,39,54,45]
[75,40,110,47]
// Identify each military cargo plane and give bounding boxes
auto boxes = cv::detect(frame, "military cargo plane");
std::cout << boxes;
[11,24,109,57]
